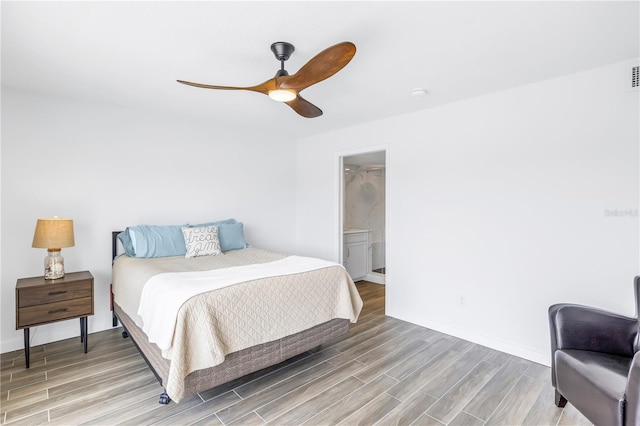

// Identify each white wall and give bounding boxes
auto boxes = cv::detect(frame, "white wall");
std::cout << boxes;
[296,60,640,364]
[1,89,297,352]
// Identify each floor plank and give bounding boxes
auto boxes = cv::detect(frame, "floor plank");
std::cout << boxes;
[374,390,437,426]
[485,374,548,425]
[0,281,592,425]
[426,360,501,424]
[302,374,398,425]
[337,392,401,425]
[267,376,365,425]
[254,360,367,422]
[462,356,532,421]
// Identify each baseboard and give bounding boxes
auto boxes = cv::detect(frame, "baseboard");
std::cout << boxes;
[365,273,385,284]
[386,310,550,367]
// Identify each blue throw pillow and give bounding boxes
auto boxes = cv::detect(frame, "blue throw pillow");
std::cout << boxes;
[118,224,186,258]
[218,222,249,252]
[117,229,136,256]
[193,218,237,228]
[132,224,187,257]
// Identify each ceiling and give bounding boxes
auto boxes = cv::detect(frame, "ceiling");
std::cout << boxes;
[3,1,639,138]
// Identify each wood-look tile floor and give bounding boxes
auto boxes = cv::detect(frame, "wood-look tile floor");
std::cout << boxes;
[1,282,592,425]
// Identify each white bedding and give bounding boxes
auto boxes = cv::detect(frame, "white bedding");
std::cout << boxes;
[112,247,286,327]
[138,255,342,350]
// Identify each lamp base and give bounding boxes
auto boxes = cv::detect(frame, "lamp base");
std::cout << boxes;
[44,249,65,280]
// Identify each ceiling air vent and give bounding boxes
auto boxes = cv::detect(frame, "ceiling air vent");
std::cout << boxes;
[630,64,640,92]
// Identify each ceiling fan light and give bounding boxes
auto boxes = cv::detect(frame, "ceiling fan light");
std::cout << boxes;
[268,89,296,102]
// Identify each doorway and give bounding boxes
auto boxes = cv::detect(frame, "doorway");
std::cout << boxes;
[341,150,386,285]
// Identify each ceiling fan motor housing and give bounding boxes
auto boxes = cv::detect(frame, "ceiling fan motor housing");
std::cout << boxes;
[271,42,295,61]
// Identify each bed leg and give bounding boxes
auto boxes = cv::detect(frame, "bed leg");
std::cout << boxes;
[110,284,118,327]
[159,390,170,404]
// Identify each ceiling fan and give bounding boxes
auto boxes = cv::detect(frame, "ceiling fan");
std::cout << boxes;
[177,41,356,118]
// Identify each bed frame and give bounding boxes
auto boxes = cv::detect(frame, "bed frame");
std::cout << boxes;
[109,231,350,404]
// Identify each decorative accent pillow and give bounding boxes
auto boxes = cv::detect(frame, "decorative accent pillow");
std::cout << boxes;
[181,225,223,258]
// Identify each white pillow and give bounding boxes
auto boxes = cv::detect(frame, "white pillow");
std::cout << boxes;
[181,225,223,258]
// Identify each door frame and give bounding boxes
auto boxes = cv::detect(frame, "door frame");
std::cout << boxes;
[337,145,389,285]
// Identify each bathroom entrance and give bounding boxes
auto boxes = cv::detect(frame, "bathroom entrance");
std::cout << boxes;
[341,150,386,284]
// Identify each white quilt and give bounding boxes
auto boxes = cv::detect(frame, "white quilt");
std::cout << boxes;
[138,255,341,350]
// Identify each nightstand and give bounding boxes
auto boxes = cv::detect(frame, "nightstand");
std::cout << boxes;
[16,271,94,368]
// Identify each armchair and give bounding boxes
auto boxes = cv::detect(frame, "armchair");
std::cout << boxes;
[549,276,640,426]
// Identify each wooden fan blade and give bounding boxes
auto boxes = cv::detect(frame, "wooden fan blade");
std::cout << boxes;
[285,95,323,118]
[177,78,277,95]
[280,42,356,91]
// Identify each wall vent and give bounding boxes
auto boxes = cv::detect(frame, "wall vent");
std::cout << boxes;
[632,65,640,89]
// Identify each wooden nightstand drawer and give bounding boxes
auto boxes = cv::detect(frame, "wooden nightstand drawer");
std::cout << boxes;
[17,296,93,328]
[15,270,94,368]
[17,280,92,307]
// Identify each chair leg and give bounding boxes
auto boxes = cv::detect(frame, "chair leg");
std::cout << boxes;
[555,389,567,407]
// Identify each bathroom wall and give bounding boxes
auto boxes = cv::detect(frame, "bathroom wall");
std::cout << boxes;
[344,165,386,271]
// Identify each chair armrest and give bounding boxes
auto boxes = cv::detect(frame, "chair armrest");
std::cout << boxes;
[549,304,637,357]
[627,352,640,426]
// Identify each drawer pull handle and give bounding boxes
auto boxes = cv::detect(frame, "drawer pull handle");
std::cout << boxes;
[48,291,67,296]
[48,308,68,314]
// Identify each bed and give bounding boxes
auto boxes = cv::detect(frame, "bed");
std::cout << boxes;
[110,222,362,404]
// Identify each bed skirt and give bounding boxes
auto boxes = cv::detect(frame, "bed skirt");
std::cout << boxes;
[114,302,349,400]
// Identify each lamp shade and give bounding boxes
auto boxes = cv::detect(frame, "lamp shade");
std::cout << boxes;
[32,217,75,249]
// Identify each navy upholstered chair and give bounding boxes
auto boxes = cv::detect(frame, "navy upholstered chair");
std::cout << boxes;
[549,276,640,426]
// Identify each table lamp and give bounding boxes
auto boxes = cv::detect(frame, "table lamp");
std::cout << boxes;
[32,217,75,280]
